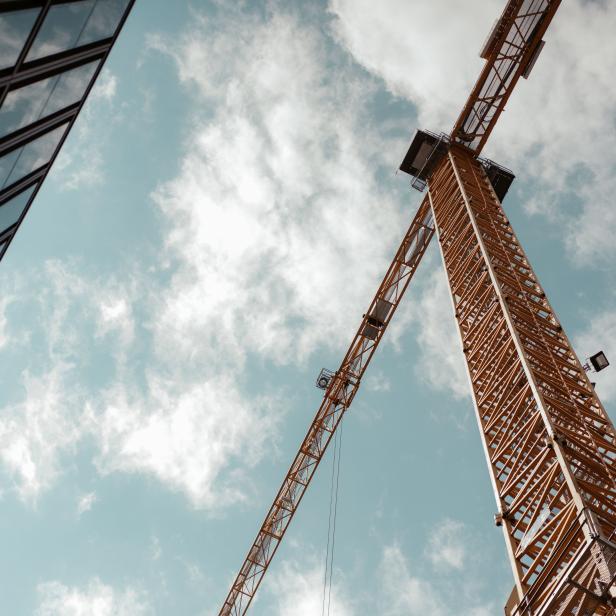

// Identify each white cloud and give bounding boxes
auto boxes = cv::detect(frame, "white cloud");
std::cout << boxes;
[0,295,11,349]
[150,535,162,561]
[97,297,133,347]
[91,71,117,103]
[0,259,283,510]
[329,0,616,265]
[425,518,466,570]
[36,578,150,616]
[0,263,98,501]
[184,560,205,584]
[329,0,497,130]
[267,559,354,616]
[265,532,494,615]
[149,5,409,369]
[379,544,446,616]
[378,542,494,616]
[56,149,105,191]
[77,491,97,516]
[96,293,135,368]
[574,308,616,403]
[59,4,419,509]
[365,370,391,392]
[0,263,138,503]
[407,265,469,400]
[53,69,119,191]
[0,364,83,502]
[489,0,616,265]
[90,375,281,510]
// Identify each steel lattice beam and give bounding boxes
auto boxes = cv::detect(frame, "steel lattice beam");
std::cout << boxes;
[451,0,561,153]
[219,197,435,616]
[428,145,616,615]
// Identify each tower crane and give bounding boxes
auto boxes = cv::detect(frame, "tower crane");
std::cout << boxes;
[220,1,616,614]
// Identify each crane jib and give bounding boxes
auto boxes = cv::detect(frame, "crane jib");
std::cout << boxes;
[219,198,435,615]
[451,0,561,154]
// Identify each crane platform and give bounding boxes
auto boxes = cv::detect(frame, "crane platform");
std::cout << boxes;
[400,128,515,201]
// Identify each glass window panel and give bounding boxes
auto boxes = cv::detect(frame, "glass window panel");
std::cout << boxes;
[46,60,98,115]
[0,123,67,189]
[0,76,50,137]
[0,60,98,138]
[0,150,22,189]
[26,0,130,62]
[0,9,40,70]
[79,0,130,46]
[0,184,36,235]
[27,1,96,62]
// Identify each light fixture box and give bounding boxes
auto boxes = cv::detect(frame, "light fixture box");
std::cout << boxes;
[589,351,609,373]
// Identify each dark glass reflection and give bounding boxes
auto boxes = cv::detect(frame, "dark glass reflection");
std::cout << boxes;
[80,0,131,45]
[27,1,96,62]
[0,123,67,189]
[0,184,36,235]
[0,8,40,70]
[27,0,130,62]
[0,61,99,138]
[0,1,133,264]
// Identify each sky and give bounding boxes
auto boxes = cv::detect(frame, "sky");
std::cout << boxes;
[0,0,615,614]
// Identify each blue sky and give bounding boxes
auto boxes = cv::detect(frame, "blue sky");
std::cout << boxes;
[1,1,615,614]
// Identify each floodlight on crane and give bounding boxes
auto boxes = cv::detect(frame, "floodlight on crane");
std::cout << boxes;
[584,351,610,374]
[316,368,335,390]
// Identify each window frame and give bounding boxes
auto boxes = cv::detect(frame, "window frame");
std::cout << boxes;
[0,0,135,263]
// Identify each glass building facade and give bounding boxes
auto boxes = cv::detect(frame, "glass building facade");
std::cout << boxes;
[0,0,135,262]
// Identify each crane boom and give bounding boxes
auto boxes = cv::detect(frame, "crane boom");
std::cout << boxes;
[219,197,434,615]
[452,0,561,154]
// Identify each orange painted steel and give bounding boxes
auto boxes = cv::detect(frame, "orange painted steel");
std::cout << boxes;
[429,146,616,615]
[217,0,616,613]
[219,198,434,616]
[452,0,561,154]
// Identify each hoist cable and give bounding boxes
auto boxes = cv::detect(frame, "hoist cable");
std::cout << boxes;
[326,417,344,616]
[321,420,339,616]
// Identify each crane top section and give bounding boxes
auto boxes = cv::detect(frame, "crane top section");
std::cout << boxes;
[400,129,515,201]
[399,0,560,186]
[400,0,560,196]
[452,0,561,153]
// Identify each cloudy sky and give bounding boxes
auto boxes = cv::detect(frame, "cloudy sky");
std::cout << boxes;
[1,1,615,614]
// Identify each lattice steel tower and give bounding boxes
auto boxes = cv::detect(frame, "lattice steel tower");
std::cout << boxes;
[220,2,616,614]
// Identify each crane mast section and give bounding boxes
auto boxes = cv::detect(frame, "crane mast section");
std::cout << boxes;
[428,146,616,615]
[452,0,561,153]
[219,197,435,616]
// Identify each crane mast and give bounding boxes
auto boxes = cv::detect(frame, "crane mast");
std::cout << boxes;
[428,146,616,614]
[220,0,616,614]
